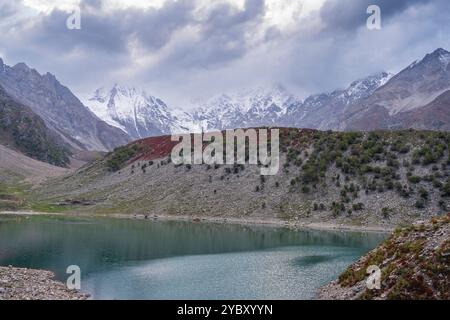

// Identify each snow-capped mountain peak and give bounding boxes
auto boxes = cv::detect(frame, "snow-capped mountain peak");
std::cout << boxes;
[436,48,450,69]
[85,78,383,136]
[85,84,178,139]
[186,84,299,131]
[84,49,450,139]
[233,84,295,113]
[405,48,450,72]
[345,72,393,100]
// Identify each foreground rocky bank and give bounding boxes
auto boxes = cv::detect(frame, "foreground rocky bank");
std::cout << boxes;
[0,266,88,300]
[318,214,450,300]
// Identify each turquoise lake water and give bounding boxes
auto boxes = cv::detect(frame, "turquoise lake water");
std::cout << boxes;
[0,215,386,299]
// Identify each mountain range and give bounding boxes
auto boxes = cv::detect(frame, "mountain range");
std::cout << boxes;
[0,59,130,152]
[85,85,188,140]
[83,48,450,137]
[341,48,450,130]
[0,85,70,167]
[83,75,391,137]
[1,48,450,167]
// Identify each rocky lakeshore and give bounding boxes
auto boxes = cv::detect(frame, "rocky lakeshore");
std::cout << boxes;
[0,266,89,300]
[317,214,450,300]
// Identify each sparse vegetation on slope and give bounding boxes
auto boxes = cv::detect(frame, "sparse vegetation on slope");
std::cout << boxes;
[280,129,450,215]
[0,85,70,167]
[106,144,142,172]
[27,128,450,227]
[0,183,27,211]
[319,214,449,299]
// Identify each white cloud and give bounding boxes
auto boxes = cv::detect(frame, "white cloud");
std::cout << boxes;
[23,0,81,13]
[22,0,325,30]
[264,0,325,31]
[2,0,449,109]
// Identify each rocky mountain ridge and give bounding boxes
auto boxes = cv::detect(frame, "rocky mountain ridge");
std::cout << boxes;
[0,84,70,167]
[0,58,131,152]
[84,49,450,136]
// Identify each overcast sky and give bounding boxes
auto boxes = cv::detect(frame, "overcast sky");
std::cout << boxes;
[0,0,449,108]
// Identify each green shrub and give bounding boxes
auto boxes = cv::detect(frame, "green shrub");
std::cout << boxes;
[415,200,425,209]
[382,207,391,219]
[408,176,421,184]
[352,203,364,211]
[441,180,450,197]
[419,188,429,200]
[106,144,141,172]
[301,185,310,194]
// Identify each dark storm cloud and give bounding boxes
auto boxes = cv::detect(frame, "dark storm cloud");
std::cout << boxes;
[283,0,450,96]
[161,0,266,69]
[2,0,266,70]
[320,0,434,31]
[26,0,196,54]
[124,0,196,51]
[0,0,449,106]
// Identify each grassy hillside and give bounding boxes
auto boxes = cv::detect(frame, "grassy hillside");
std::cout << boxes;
[0,85,70,167]
[0,144,69,211]
[27,128,450,226]
[319,214,449,299]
